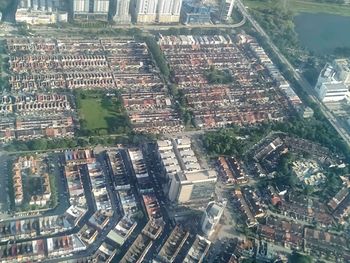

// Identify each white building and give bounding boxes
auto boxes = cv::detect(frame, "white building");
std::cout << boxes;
[220,0,235,21]
[315,62,350,102]
[135,0,158,23]
[157,138,217,205]
[157,0,183,23]
[73,0,89,13]
[94,0,110,13]
[333,59,350,85]
[114,0,131,23]
[72,0,110,20]
[16,9,68,24]
[201,201,226,237]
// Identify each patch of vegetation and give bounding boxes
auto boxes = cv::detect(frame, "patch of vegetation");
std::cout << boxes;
[76,90,131,136]
[203,116,350,160]
[205,66,233,84]
[289,252,313,263]
[169,84,195,128]
[144,36,170,78]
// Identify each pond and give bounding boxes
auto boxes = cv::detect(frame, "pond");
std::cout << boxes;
[294,12,350,55]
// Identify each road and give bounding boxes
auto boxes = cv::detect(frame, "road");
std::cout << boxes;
[27,17,246,37]
[236,0,350,149]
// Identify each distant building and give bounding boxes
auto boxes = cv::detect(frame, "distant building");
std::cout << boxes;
[157,0,183,23]
[114,0,131,23]
[315,60,350,102]
[219,0,235,21]
[157,137,217,205]
[201,200,226,237]
[72,0,110,21]
[135,0,158,23]
[181,0,211,24]
[16,0,68,24]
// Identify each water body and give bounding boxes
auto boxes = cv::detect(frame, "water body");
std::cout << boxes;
[294,13,350,55]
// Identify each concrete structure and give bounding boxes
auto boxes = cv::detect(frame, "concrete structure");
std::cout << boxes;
[16,0,68,24]
[201,200,226,237]
[219,0,235,21]
[157,0,183,23]
[317,82,349,102]
[157,137,217,204]
[315,60,350,102]
[181,0,211,24]
[184,235,211,263]
[135,0,158,23]
[72,0,110,20]
[114,0,131,23]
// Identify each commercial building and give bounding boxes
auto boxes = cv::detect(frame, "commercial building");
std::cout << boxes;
[157,137,217,204]
[315,60,350,102]
[16,0,68,24]
[114,0,131,23]
[181,1,211,24]
[201,200,226,237]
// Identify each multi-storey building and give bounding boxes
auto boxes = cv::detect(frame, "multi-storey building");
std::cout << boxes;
[135,0,158,23]
[157,137,217,205]
[219,0,235,21]
[157,0,183,23]
[16,0,68,24]
[72,0,110,20]
[114,0,131,23]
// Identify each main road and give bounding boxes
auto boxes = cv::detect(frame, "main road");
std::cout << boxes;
[236,0,350,149]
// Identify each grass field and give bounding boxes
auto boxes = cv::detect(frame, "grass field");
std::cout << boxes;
[79,98,111,130]
[244,0,350,16]
[77,91,130,135]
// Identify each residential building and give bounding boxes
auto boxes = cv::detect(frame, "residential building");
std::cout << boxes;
[135,0,158,23]
[72,0,110,20]
[114,0,131,23]
[157,0,183,23]
[184,235,211,263]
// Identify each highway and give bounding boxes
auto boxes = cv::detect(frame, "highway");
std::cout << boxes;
[236,0,350,149]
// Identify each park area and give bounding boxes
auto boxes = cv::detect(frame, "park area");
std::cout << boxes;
[76,90,131,136]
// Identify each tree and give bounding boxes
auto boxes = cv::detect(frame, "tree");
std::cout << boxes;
[289,252,313,263]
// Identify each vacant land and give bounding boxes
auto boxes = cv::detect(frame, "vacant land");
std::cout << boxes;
[76,90,131,135]
[245,0,350,16]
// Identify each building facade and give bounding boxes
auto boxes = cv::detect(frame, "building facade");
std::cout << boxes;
[181,1,211,24]
[201,201,226,237]
[219,0,235,21]
[114,0,131,23]
[157,0,183,23]
[72,0,110,20]
[135,0,158,23]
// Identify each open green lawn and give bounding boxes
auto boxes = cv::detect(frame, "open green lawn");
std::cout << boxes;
[244,0,350,16]
[77,91,131,135]
[79,98,111,130]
